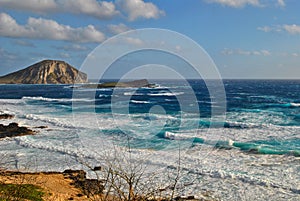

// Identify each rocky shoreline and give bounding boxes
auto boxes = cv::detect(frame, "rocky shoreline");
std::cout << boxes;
[0,112,204,201]
[0,170,98,200]
[0,169,205,201]
[0,113,36,139]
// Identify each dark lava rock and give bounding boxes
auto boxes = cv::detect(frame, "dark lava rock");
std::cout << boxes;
[93,166,102,171]
[63,169,104,197]
[0,114,14,120]
[33,126,48,129]
[0,122,35,139]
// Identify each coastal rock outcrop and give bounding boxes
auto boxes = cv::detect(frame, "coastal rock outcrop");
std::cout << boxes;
[0,113,14,120]
[0,122,35,138]
[0,60,87,84]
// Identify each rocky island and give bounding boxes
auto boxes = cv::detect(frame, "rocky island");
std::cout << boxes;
[0,60,87,84]
[83,79,156,88]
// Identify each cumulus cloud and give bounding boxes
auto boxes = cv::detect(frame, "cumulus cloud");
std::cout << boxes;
[117,0,165,21]
[222,48,271,56]
[58,0,119,19]
[0,0,165,21]
[0,0,57,12]
[206,0,261,8]
[0,12,105,42]
[0,0,119,19]
[108,23,131,34]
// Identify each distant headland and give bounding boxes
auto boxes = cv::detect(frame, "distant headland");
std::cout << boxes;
[82,79,157,89]
[0,60,155,88]
[0,60,87,84]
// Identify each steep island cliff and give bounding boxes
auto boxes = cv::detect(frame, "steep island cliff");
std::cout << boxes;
[0,60,87,84]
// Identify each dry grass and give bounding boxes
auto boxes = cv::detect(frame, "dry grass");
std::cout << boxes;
[0,171,90,201]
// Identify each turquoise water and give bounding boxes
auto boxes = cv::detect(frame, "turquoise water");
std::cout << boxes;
[0,79,299,156]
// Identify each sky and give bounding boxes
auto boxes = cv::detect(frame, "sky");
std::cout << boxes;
[0,0,300,79]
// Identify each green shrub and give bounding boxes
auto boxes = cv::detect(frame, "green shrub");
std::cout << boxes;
[0,183,44,201]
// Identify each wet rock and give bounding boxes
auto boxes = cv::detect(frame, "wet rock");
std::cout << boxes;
[0,113,14,120]
[0,122,35,139]
[33,126,48,129]
[93,166,102,171]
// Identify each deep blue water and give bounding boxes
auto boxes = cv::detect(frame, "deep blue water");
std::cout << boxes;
[0,80,299,156]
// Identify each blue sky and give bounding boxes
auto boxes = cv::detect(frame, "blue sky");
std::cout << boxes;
[0,0,300,79]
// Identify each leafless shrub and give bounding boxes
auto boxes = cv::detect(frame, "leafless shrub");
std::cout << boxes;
[75,137,186,201]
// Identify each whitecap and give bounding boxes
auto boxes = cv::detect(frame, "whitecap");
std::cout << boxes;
[123,92,144,96]
[148,92,184,96]
[22,96,94,103]
[130,100,151,104]
[289,102,300,107]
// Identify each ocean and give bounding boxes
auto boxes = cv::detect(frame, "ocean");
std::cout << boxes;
[0,79,299,200]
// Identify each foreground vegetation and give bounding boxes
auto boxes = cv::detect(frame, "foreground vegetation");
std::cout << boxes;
[0,183,44,201]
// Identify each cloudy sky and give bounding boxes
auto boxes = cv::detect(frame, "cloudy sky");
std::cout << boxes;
[0,0,299,79]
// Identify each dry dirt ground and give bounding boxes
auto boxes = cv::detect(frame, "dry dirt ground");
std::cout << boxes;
[0,171,90,201]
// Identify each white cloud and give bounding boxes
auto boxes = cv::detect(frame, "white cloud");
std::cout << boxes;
[237,49,251,55]
[258,24,300,35]
[61,44,89,51]
[0,12,105,43]
[108,23,131,34]
[222,48,271,56]
[257,26,273,32]
[206,0,261,8]
[122,37,144,46]
[280,52,300,57]
[260,50,271,56]
[221,48,234,55]
[59,52,70,58]
[117,0,165,21]
[277,0,285,7]
[110,36,144,46]
[0,0,57,12]
[282,24,300,35]
[0,0,119,19]
[0,0,165,21]
[58,0,119,19]
[206,0,287,8]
